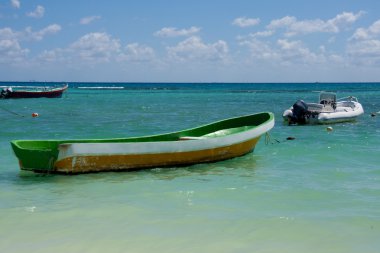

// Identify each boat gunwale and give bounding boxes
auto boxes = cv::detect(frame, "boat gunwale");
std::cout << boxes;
[10,112,274,172]
[11,112,274,149]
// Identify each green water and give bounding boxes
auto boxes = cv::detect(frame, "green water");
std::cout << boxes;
[1,83,379,252]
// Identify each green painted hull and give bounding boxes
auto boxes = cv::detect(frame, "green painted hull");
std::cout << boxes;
[11,112,274,173]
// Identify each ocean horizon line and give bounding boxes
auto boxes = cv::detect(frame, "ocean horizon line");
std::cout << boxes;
[1,81,380,84]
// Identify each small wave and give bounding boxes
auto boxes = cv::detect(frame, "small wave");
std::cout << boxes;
[77,86,124,90]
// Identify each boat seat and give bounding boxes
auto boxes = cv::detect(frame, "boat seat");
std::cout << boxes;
[306,103,323,113]
[179,126,251,140]
[179,136,207,140]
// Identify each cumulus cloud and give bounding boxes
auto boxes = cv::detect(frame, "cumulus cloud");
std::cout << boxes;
[0,25,61,42]
[69,32,121,62]
[0,39,29,63]
[347,40,380,56]
[239,38,278,61]
[25,24,61,41]
[267,16,297,30]
[38,48,64,63]
[11,0,21,9]
[0,27,17,40]
[347,20,380,65]
[346,39,380,66]
[0,28,29,63]
[80,15,101,25]
[277,39,324,63]
[232,17,260,27]
[120,43,155,62]
[167,36,228,62]
[0,25,61,65]
[39,36,156,64]
[27,5,45,18]
[249,30,274,38]
[154,26,200,37]
[351,20,380,40]
[267,11,364,36]
[240,37,325,65]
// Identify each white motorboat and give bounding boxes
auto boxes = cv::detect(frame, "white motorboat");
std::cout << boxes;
[283,92,364,125]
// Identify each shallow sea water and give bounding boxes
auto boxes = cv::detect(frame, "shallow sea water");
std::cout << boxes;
[0,83,379,253]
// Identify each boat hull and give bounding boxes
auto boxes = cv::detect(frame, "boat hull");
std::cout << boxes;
[283,101,364,124]
[317,102,364,124]
[1,84,68,99]
[54,137,260,173]
[11,112,274,174]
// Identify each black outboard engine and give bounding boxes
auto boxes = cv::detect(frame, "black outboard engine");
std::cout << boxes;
[289,100,309,124]
[0,88,11,99]
[0,89,7,98]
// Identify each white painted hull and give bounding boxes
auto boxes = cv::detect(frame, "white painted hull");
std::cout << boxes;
[54,117,274,173]
[283,100,364,124]
[316,101,364,123]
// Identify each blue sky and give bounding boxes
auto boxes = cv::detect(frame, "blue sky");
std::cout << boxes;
[1,0,380,82]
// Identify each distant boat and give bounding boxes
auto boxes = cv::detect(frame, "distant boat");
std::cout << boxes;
[283,92,364,124]
[11,112,274,174]
[0,84,68,99]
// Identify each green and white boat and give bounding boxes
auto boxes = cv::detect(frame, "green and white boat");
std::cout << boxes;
[11,112,274,174]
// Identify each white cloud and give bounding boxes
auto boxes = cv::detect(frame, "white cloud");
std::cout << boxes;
[154,26,200,37]
[267,16,297,29]
[347,40,380,56]
[347,19,380,65]
[0,28,29,63]
[0,25,61,64]
[277,39,324,63]
[38,49,64,63]
[351,20,380,40]
[267,11,364,36]
[120,43,155,62]
[347,40,380,65]
[0,24,61,42]
[69,32,121,62]
[25,24,61,41]
[330,11,365,27]
[167,36,228,62]
[125,43,155,61]
[27,5,45,18]
[0,27,17,40]
[239,38,279,61]
[240,37,325,64]
[11,0,20,9]
[80,16,101,25]
[351,28,369,40]
[39,40,155,64]
[0,39,29,63]
[232,17,260,27]
[249,30,274,38]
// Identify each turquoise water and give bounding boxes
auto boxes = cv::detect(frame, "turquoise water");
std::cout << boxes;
[1,83,379,253]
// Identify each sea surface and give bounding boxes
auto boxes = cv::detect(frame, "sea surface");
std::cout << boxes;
[0,82,379,253]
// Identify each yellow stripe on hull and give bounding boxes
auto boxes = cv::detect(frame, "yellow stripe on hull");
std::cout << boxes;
[54,137,260,173]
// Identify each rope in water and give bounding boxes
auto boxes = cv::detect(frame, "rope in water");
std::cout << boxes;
[0,104,25,117]
[265,132,281,145]
[265,132,296,144]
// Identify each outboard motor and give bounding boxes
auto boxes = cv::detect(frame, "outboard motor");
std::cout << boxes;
[0,89,7,98]
[289,100,309,124]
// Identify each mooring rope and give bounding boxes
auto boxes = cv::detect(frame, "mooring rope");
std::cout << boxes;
[0,104,25,117]
[265,132,281,145]
[265,132,297,144]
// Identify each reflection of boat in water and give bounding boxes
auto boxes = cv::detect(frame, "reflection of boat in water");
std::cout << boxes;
[11,112,274,174]
[283,92,364,125]
[0,84,68,99]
